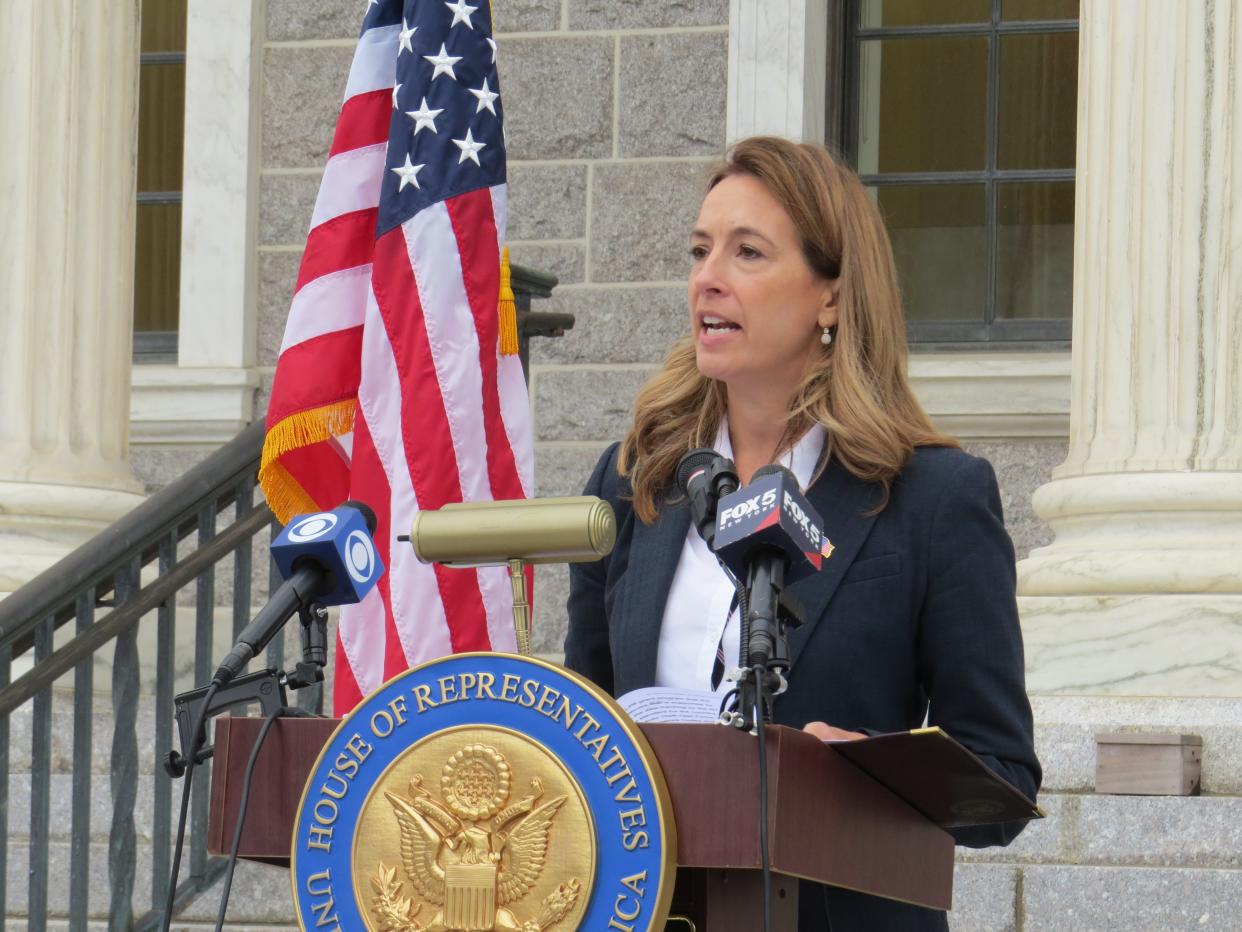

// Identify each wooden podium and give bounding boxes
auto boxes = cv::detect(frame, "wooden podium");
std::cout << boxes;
[210,716,973,929]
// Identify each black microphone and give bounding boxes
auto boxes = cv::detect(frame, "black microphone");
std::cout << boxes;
[212,500,384,687]
[349,500,380,535]
[676,448,740,548]
[713,465,826,668]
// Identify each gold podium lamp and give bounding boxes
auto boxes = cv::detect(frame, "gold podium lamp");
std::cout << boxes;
[409,496,617,655]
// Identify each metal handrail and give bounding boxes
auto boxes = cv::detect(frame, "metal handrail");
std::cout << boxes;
[0,263,564,654]
[0,425,273,932]
[0,505,271,719]
[0,420,265,653]
[0,266,564,929]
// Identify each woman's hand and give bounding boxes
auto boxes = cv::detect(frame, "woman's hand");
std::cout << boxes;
[803,721,866,742]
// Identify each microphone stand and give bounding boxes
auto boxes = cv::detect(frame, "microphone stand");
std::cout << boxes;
[164,602,328,779]
[718,570,804,932]
[159,602,328,931]
[720,575,804,734]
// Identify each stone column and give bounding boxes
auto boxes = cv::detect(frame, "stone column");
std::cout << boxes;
[727,0,828,143]
[0,0,146,594]
[1017,0,1242,695]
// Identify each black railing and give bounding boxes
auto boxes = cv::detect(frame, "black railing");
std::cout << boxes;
[0,267,566,928]
[0,421,275,931]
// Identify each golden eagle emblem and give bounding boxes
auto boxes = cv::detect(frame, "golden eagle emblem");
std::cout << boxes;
[368,744,582,932]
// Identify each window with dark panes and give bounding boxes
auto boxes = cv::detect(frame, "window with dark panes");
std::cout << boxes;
[134,1,187,362]
[840,0,1078,347]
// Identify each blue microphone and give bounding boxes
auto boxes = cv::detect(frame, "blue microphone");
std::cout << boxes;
[212,500,384,686]
[270,503,383,604]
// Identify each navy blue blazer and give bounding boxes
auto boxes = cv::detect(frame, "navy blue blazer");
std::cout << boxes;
[565,442,1041,931]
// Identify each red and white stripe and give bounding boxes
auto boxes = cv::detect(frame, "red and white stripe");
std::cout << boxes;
[266,17,535,714]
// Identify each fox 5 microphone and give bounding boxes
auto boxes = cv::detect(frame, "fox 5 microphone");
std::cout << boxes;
[212,500,384,687]
[676,448,740,548]
[713,465,828,669]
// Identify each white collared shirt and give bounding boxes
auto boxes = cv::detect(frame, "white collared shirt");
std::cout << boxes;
[654,418,827,693]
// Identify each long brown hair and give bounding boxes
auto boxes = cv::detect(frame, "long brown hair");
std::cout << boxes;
[618,136,956,523]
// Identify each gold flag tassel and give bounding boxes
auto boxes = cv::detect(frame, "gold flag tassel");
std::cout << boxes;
[498,245,519,356]
[258,399,356,523]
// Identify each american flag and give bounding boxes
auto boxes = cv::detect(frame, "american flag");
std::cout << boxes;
[259,0,534,714]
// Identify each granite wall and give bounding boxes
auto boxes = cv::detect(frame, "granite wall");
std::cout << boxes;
[232,0,1059,649]
[252,0,728,419]
[114,8,1242,932]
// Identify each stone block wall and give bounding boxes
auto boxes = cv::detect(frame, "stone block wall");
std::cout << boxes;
[250,0,734,650]
[950,696,1242,931]
[131,0,1061,652]
[250,0,731,424]
[35,2,1236,928]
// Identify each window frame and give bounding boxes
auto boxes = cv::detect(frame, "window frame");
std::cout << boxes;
[836,1,1078,349]
[133,44,186,362]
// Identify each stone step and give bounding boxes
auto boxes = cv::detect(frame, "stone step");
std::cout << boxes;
[951,862,1019,932]
[7,691,183,777]
[958,792,1242,869]
[11,852,1235,931]
[1020,864,1242,932]
[951,862,1242,932]
[13,769,1242,874]
[7,924,293,931]
[4,648,323,778]
[1031,695,1242,794]
[3,840,294,925]
[8,772,180,845]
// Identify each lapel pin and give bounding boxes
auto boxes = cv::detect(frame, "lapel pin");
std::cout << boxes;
[820,536,835,560]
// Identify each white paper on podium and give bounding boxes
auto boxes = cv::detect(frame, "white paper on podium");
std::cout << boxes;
[617,686,721,724]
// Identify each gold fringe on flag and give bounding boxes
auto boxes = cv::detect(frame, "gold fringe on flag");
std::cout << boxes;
[498,245,519,356]
[258,399,356,524]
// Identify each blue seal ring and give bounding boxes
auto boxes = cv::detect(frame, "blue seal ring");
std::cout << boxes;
[291,653,676,930]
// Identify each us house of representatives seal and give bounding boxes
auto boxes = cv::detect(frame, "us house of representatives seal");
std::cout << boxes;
[291,654,675,931]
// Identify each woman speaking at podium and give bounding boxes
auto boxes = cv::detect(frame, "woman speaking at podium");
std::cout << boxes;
[564,136,1040,931]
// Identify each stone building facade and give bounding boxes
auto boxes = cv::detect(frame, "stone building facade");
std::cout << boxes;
[250,0,1069,655]
[3,0,1240,928]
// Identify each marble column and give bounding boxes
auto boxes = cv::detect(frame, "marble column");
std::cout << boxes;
[0,0,147,595]
[1017,0,1242,696]
[727,0,828,143]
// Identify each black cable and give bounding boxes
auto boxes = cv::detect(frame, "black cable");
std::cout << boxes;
[754,663,773,932]
[161,680,220,932]
[737,587,751,671]
[162,762,194,928]
[215,703,284,932]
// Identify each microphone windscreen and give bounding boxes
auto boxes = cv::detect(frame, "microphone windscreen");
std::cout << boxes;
[753,462,795,482]
[271,505,385,605]
[713,469,826,583]
[676,448,719,494]
[343,499,379,534]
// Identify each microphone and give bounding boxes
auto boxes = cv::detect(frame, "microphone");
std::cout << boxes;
[212,500,384,687]
[676,448,740,548]
[713,465,827,668]
[408,496,615,567]
[713,465,826,583]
